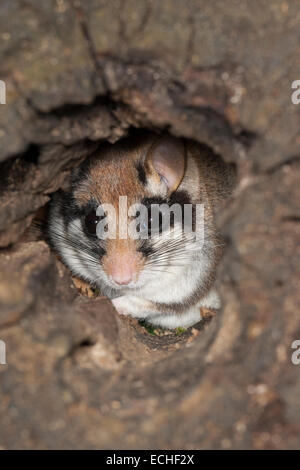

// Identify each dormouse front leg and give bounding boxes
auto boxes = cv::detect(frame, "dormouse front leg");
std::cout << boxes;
[111,295,159,320]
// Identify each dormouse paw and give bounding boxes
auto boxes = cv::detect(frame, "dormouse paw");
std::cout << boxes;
[111,296,134,317]
[111,295,153,319]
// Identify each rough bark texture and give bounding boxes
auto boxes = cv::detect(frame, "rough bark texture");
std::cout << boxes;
[0,0,299,449]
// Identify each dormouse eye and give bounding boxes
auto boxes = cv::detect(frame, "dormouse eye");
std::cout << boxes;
[84,210,100,235]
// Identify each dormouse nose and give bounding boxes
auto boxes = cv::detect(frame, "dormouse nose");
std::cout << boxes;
[102,240,144,287]
[108,254,140,286]
[111,272,133,285]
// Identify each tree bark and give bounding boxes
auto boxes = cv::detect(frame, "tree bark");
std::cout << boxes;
[0,0,299,449]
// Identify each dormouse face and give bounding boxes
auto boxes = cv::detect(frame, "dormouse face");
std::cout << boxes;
[48,134,203,293]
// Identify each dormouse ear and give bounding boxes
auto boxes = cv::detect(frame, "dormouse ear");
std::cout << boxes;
[145,135,185,193]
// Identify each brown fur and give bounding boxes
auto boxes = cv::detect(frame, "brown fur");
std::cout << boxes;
[73,136,235,297]
[74,138,155,279]
[48,132,236,328]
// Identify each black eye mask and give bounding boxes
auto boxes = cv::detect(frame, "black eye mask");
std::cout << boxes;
[84,210,101,236]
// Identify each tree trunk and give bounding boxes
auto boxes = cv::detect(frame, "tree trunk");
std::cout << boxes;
[0,0,299,449]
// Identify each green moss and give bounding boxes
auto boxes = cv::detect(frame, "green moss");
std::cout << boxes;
[139,320,157,335]
[175,327,187,335]
[139,320,187,336]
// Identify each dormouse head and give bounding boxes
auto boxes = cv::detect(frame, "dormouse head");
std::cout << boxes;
[48,133,204,292]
